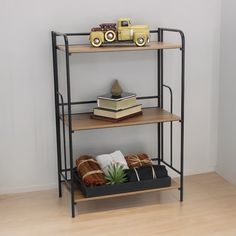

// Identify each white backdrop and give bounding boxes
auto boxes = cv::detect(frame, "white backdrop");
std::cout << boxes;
[216,0,236,186]
[0,0,221,193]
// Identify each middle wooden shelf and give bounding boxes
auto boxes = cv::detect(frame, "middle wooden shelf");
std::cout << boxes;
[62,107,181,132]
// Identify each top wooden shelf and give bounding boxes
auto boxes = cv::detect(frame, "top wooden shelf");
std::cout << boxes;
[57,42,182,54]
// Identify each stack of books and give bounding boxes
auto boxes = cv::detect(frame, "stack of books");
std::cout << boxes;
[92,92,142,122]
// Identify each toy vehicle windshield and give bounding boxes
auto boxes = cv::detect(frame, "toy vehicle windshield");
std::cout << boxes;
[121,21,129,27]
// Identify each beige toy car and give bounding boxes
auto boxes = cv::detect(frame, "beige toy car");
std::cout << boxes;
[89,18,150,47]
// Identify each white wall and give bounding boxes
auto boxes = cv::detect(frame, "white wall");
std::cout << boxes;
[216,0,236,185]
[0,0,221,194]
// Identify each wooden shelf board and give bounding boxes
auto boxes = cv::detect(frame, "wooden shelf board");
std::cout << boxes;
[73,179,180,202]
[57,41,181,53]
[62,108,181,132]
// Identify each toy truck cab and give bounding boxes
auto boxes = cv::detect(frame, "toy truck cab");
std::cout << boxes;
[117,18,132,41]
[89,18,150,47]
[117,18,149,46]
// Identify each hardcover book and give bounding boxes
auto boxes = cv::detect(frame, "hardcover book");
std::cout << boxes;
[93,104,142,120]
[97,92,136,101]
[97,96,137,111]
[91,111,143,122]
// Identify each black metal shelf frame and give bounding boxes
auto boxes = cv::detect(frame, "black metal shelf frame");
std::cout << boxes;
[51,28,185,217]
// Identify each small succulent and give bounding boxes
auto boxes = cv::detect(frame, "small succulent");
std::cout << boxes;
[105,163,127,185]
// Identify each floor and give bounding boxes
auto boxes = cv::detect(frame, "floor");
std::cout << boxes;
[0,173,236,236]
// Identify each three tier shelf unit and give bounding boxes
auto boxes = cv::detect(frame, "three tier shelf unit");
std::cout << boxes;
[51,28,185,218]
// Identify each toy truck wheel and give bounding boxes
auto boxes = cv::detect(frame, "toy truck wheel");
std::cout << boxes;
[105,30,116,42]
[91,37,102,47]
[135,37,146,47]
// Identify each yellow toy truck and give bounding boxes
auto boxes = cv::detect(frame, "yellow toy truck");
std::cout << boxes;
[89,18,150,47]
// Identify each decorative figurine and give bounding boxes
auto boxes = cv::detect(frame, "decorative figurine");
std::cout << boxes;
[89,18,150,47]
[111,80,123,97]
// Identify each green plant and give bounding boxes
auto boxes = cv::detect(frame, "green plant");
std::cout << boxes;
[105,163,127,185]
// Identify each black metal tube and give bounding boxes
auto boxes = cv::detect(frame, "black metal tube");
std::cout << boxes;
[60,100,97,106]
[60,173,71,191]
[163,85,173,166]
[55,31,158,37]
[160,29,164,109]
[150,30,158,34]
[179,31,185,202]
[157,30,161,166]
[54,32,68,37]
[160,29,164,163]
[161,160,181,175]
[159,28,185,202]
[60,172,70,184]
[163,85,173,112]
[157,28,164,164]
[58,92,68,180]
[63,34,75,217]
[59,96,159,106]
[66,33,90,36]
[151,158,181,175]
[61,168,71,172]
[158,28,183,34]
[51,31,62,198]
[170,127,173,166]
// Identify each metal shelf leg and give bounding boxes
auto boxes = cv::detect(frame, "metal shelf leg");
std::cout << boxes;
[51,31,62,198]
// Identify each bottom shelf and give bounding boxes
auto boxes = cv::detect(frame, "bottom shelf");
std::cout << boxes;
[72,179,180,203]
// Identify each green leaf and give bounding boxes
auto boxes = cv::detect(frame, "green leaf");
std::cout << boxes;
[105,163,127,185]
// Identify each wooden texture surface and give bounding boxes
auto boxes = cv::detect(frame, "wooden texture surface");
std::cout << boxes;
[74,179,179,202]
[62,108,181,131]
[1,173,236,236]
[57,41,181,53]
